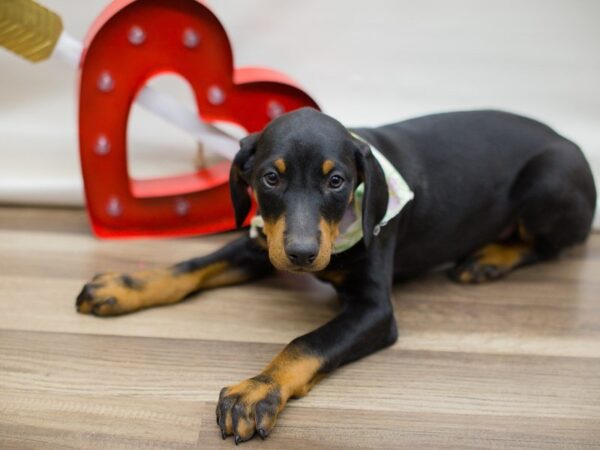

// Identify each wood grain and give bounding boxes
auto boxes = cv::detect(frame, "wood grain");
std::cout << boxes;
[0,206,599,449]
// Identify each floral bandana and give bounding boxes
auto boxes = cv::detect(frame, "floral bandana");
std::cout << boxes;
[249,133,414,254]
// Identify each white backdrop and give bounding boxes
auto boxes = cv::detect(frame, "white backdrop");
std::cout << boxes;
[0,0,599,225]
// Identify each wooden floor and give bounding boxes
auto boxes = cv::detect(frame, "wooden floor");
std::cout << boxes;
[0,207,599,449]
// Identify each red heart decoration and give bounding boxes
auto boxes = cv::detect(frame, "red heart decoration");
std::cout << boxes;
[79,0,319,238]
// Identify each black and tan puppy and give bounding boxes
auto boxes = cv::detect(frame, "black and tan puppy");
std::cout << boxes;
[77,108,596,444]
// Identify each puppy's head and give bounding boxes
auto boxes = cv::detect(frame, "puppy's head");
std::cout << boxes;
[230,107,388,272]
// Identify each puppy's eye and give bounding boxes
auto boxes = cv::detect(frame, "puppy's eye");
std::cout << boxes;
[328,174,344,189]
[263,171,280,187]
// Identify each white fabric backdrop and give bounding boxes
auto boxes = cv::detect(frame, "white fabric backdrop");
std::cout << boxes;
[1,0,598,226]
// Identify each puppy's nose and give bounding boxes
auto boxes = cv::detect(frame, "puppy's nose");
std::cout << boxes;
[286,241,318,267]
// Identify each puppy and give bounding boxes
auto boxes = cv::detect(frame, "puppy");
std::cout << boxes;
[77,108,597,444]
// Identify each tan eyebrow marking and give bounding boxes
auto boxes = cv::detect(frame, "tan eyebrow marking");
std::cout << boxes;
[322,159,335,175]
[274,159,286,173]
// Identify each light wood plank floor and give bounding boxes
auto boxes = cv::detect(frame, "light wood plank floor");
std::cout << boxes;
[0,206,599,449]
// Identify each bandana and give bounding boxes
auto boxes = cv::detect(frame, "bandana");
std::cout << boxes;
[249,133,414,253]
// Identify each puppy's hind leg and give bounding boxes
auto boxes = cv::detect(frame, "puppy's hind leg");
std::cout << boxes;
[448,231,539,284]
[450,141,596,284]
[76,236,273,316]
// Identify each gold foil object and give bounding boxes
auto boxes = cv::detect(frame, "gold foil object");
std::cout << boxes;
[0,0,63,62]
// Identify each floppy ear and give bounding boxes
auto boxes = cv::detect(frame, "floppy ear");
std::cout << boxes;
[229,132,261,228]
[352,137,388,247]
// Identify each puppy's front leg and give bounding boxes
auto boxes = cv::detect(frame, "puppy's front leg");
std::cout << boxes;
[76,236,272,316]
[216,245,397,444]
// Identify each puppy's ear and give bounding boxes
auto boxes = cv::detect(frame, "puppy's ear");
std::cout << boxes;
[229,132,261,228]
[352,137,388,247]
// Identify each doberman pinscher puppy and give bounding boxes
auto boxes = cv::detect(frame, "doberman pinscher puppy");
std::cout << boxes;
[76,108,596,444]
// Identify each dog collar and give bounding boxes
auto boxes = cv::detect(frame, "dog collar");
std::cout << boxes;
[249,133,414,253]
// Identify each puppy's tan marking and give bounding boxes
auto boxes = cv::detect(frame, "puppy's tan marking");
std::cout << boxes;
[218,345,323,439]
[457,270,474,284]
[274,158,286,173]
[453,242,535,284]
[310,218,340,271]
[77,261,251,316]
[264,346,322,399]
[317,270,346,286]
[262,215,289,270]
[518,222,534,244]
[476,243,533,268]
[322,159,335,175]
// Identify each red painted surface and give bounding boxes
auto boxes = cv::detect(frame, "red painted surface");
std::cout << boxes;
[79,0,319,238]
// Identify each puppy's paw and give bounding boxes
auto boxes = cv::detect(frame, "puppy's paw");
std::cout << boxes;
[448,260,505,284]
[76,272,144,316]
[216,376,283,444]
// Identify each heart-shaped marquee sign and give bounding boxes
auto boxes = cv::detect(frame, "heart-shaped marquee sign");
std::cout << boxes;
[79,0,319,238]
